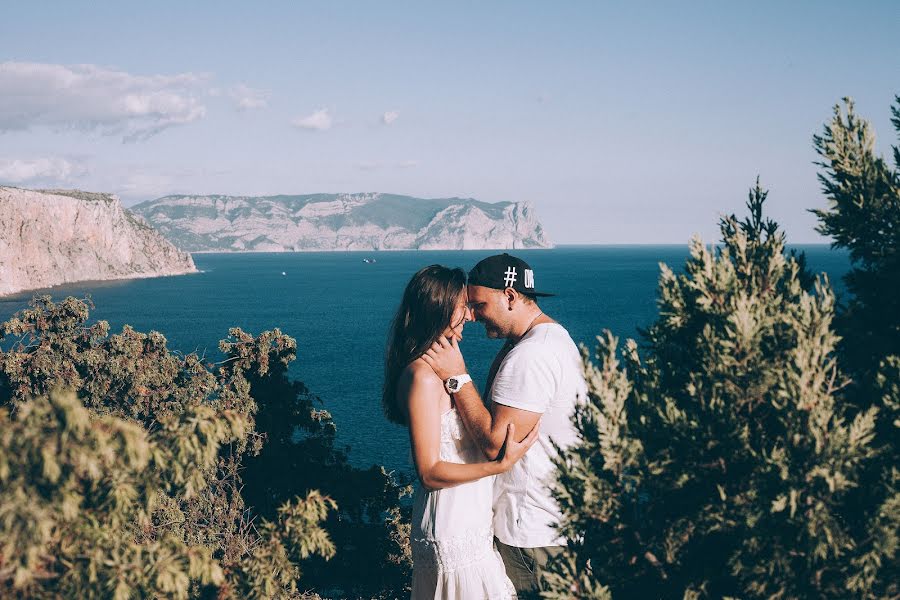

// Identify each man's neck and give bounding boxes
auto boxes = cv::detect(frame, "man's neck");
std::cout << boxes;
[508,309,550,344]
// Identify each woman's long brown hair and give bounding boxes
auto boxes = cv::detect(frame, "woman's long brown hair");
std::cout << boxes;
[383,265,466,426]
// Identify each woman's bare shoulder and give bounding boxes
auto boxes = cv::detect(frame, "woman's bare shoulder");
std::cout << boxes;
[400,358,442,389]
[401,359,449,418]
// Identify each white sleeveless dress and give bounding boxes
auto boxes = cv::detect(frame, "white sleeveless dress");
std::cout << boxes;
[410,408,516,599]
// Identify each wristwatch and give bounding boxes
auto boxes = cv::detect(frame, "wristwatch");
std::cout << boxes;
[444,374,472,394]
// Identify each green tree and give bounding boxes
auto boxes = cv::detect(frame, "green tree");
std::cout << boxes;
[0,296,410,597]
[0,388,336,599]
[545,183,893,598]
[233,326,413,598]
[812,96,900,394]
[810,95,900,600]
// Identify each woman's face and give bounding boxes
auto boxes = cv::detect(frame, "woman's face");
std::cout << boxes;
[443,291,472,341]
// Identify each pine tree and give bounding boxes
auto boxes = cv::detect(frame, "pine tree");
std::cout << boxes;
[810,96,900,599]
[545,182,892,598]
[0,296,410,597]
[812,96,900,395]
[0,388,337,599]
[232,325,413,598]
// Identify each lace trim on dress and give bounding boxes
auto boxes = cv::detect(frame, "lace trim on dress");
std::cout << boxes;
[440,408,464,442]
[411,525,496,574]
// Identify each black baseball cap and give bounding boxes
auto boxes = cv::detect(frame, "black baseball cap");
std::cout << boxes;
[467,253,554,297]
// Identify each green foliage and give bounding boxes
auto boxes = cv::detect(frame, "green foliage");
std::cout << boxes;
[0,296,410,598]
[812,96,900,394]
[232,326,413,598]
[0,388,222,598]
[0,388,333,598]
[224,491,337,599]
[810,96,900,600]
[546,182,895,598]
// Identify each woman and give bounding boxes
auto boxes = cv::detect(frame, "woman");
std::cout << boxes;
[384,265,538,599]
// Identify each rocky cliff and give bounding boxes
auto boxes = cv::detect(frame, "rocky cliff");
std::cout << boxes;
[130,193,552,252]
[0,187,197,297]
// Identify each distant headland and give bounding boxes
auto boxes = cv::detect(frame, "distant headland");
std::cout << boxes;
[0,187,196,297]
[131,192,552,252]
[0,188,551,296]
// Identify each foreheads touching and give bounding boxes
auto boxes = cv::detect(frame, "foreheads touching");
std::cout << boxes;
[466,284,539,339]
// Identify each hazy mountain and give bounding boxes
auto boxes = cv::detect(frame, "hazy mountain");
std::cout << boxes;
[130,193,552,252]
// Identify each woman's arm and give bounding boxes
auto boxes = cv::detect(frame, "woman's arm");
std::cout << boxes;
[422,336,544,460]
[402,362,538,491]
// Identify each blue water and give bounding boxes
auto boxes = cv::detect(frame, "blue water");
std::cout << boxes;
[0,246,850,473]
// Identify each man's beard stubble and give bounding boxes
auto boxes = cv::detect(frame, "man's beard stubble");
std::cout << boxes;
[483,323,503,339]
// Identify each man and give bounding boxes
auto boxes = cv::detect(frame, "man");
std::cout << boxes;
[422,253,587,597]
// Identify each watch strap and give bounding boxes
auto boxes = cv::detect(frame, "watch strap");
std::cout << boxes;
[444,373,472,393]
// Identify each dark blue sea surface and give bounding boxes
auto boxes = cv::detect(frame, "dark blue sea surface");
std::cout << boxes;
[0,246,850,473]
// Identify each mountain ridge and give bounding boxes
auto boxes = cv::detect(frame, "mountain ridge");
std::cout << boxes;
[131,192,552,252]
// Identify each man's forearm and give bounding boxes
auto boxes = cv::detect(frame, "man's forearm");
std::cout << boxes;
[454,383,504,459]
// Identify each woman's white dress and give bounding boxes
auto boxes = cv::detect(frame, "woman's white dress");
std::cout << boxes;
[410,408,516,599]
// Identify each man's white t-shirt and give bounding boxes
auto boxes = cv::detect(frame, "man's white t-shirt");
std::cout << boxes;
[490,322,587,548]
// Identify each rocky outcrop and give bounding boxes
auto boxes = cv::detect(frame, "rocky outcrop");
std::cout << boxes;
[0,187,197,297]
[131,193,552,252]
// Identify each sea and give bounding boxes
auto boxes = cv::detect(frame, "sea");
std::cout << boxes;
[0,246,850,475]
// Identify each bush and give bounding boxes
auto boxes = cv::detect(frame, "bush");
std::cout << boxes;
[0,387,338,599]
[545,182,894,598]
[0,296,410,598]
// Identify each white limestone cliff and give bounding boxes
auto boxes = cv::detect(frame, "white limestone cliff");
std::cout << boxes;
[131,193,553,252]
[0,187,197,297]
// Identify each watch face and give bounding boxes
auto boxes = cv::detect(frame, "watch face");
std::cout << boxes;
[448,378,459,390]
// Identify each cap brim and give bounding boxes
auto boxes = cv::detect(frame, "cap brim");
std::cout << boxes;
[525,291,555,297]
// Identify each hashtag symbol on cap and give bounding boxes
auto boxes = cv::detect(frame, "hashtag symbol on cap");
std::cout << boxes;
[503,266,517,287]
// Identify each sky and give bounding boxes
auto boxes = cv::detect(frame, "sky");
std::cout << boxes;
[1,1,897,244]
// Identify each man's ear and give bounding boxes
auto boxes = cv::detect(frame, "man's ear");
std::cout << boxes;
[504,287,518,309]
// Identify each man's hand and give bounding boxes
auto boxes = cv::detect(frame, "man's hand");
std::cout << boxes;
[422,336,467,381]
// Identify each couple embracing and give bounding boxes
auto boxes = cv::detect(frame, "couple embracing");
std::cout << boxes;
[383,254,588,599]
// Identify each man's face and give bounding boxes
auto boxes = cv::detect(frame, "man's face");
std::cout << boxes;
[466,284,511,339]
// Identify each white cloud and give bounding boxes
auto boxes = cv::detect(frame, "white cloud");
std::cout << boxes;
[382,110,399,125]
[0,157,87,183]
[0,61,207,142]
[291,108,332,131]
[230,84,269,111]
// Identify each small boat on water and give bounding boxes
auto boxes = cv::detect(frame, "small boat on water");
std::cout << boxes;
[363,258,377,264]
